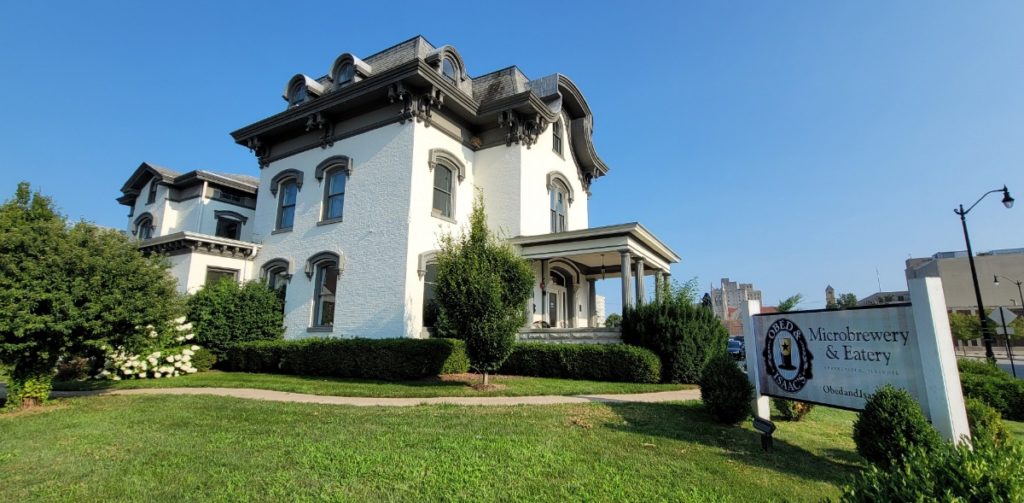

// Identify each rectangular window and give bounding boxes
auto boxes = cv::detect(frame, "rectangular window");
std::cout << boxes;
[215,218,241,240]
[553,120,563,155]
[432,166,453,218]
[323,170,346,221]
[276,181,297,230]
[313,263,339,327]
[147,181,158,204]
[205,267,238,286]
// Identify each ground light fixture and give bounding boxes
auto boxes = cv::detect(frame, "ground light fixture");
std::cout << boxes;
[954,185,1015,362]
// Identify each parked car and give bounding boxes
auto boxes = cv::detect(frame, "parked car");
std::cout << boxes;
[727,337,745,360]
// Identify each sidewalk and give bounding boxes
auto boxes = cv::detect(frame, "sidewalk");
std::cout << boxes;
[8,386,702,407]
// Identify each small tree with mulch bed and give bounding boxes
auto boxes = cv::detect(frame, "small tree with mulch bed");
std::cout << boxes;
[434,192,533,386]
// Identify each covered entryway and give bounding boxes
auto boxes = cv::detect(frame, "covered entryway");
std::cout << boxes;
[509,222,681,333]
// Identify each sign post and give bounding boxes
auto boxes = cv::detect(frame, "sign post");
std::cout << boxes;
[748,277,969,443]
[740,299,769,419]
[990,307,1018,378]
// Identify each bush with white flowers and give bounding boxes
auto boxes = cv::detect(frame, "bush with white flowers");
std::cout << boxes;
[97,317,205,380]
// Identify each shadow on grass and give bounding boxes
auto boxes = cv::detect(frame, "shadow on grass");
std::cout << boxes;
[50,371,471,392]
[603,401,862,486]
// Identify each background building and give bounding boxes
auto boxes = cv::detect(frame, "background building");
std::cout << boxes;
[711,278,762,335]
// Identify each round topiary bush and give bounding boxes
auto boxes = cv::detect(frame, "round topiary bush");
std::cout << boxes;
[772,397,815,421]
[190,348,217,372]
[965,397,1009,446]
[699,353,753,424]
[852,384,941,467]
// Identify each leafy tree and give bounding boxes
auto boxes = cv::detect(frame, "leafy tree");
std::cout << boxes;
[0,183,181,409]
[435,192,533,385]
[776,294,803,313]
[604,313,622,328]
[949,311,981,344]
[837,293,858,309]
[187,279,285,360]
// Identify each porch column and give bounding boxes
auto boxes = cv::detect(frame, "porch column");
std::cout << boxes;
[655,271,665,302]
[620,250,633,310]
[540,259,548,320]
[635,259,646,305]
[588,278,597,327]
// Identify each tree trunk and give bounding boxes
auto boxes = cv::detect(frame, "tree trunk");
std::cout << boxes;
[483,372,489,386]
[7,363,54,410]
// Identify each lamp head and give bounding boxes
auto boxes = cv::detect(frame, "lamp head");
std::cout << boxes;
[1002,186,1014,209]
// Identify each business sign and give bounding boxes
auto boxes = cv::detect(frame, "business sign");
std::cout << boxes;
[752,305,926,411]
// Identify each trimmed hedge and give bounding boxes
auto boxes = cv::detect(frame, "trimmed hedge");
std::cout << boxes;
[958,359,1024,421]
[225,338,469,380]
[621,300,729,383]
[497,343,661,383]
[852,385,941,467]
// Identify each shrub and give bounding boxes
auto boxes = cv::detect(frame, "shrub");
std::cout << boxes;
[840,440,1024,502]
[225,338,469,380]
[187,280,285,360]
[435,193,533,385]
[0,183,183,409]
[958,358,1006,378]
[965,397,1010,446]
[772,397,815,421]
[959,371,1024,421]
[190,348,217,372]
[622,298,728,383]
[497,343,661,383]
[699,353,753,424]
[54,356,96,381]
[852,385,941,467]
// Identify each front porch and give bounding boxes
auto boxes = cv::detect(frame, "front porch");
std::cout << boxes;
[509,222,681,330]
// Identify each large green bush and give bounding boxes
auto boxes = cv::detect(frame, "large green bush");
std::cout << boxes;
[435,193,533,385]
[852,385,941,467]
[840,440,1024,502]
[958,359,1024,421]
[621,297,728,383]
[187,280,285,360]
[699,353,753,424]
[965,397,1010,446]
[497,343,661,383]
[0,183,182,409]
[225,338,469,380]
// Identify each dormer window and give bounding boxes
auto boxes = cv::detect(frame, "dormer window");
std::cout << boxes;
[288,81,307,107]
[334,63,354,86]
[442,58,457,83]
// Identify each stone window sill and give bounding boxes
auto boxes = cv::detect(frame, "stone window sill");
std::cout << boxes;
[307,326,333,333]
[317,217,344,227]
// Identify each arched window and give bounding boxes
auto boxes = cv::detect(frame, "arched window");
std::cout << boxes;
[334,63,355,86]
[432,163,454,219]
[441,58,457,83]
[422,262,439,328]
[322,167,347,222]
[135,215,154,239]
[288,81,307,107]
[311,256,339,328]
[550,180,569,232]
[276,179,298,231]
[552,120,563,155]
[214,210,247,240]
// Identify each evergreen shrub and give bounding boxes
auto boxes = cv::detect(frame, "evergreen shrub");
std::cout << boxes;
[852,385,941,467]
[965,397,1010,446]
[699,353,753,424]
[497,343,661,383]
[958,359,1024,421]
[772,397,815,421]
[621,299,728,383]
[225,338,469,380]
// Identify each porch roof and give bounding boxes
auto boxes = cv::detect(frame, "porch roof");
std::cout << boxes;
[507,222,680,275]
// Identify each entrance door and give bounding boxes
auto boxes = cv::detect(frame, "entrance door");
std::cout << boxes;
[548,292,558,326]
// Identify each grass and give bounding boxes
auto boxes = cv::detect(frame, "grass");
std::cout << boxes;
[48,370,689,398]
[1009,419,1024,440]
[0,395,862,502]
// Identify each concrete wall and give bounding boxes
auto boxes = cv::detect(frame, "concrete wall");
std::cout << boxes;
[908,253,1024,310]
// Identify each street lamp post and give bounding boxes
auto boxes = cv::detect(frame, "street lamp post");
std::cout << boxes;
[994,275,1024,310]
[954,186,1014,362]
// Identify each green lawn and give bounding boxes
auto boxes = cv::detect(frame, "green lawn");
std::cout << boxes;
[48,370,689,398]
[1009,419,1024,440]
[0,395,862,502]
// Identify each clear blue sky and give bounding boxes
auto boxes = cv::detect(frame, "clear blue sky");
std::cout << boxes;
[2,1,1022,314]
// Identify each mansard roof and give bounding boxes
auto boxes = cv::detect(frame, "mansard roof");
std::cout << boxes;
[118,162,258,205]
[231,36,608,183]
